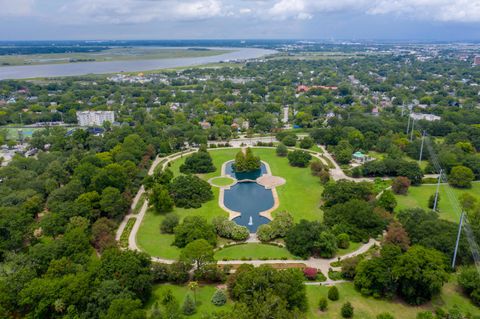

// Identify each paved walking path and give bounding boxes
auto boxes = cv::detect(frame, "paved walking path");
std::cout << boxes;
[115,150,196,248]
[116,145,380,281]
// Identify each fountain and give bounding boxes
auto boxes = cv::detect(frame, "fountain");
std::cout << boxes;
[248,216,253,226]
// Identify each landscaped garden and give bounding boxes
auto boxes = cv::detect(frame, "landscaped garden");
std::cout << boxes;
[304,279,478,319]
[146,284,233,319]
[144,277,478,319]
[136,147,325,259]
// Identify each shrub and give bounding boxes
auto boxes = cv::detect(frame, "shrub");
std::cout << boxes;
[416,312,434,319]
[377,313,394,319]
[303,267,318,280]
[458,266,480,306]
[276,143,288,157]
[319,170,330,184]
[310,160,325,176]
[182,295,196,315]
[212,216,249,241]
[391,176,411,195]
[377,190,397,212]
[282,135,297,147]
[193,264,226,283]
[428,193,438,210]
[257,224,274,242]
[341,302,354,318]
[336,233,350,249]
[328,286,339,301]
[168,262,190,284]
[351,166,363,178]
[449,165,474,188]
[318,297,328,311]
[288,150,312,167]
[270,211,294,238]
[211,289,227,306]
[341,256,362,279]
[160,213,179,234]
[300,137,314,149]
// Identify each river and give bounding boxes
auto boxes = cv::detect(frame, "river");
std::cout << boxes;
[0,47,275,80]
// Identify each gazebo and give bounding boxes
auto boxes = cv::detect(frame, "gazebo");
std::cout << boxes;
[352,151,367,163]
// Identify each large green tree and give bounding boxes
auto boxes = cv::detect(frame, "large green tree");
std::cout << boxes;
[180,239,215,269]
[393,245,448,305]
[168,175,213,208]
[173,216,217,248]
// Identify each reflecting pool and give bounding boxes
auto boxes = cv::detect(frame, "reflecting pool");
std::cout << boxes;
[223,161,273,232]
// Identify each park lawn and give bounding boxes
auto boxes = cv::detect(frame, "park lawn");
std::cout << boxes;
[136,188,227,259]
[145,284,233,318]
[210,176,235,187]
[305,279,478,319]
[253,148,324,221]
[215,243,299,261]
[394,182,480,223]
[336,241,362,257]
[137,147,324,258]
[311,144,324,153]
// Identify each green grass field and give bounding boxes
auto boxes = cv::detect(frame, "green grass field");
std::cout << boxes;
[137,148,324,259]
[215,243,299,260]
[145,284,232,318]
[146,278,478,319]
[306,279,478,319]
[209,176,235,187]
[253,148,324,221]
[395,182,480,222]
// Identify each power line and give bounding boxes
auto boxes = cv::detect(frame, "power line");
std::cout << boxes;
[423,134,480,273]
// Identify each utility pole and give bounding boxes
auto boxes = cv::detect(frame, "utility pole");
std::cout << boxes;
[452,211,465,269]
[418,130,426,165]
[433,169,442,212]
[406,115,411,134]
[410,118,415,141]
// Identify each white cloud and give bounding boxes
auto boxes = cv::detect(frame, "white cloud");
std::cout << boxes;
[264,0,480,22]
[7,0,480,25]
[0,0,35,16]
[59,0,225,24]
[368,0,480,22]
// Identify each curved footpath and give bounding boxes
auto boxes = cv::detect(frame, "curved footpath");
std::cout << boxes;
[116,146,380,283]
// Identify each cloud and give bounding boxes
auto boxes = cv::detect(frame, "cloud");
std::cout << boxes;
[0,0,35,16]
[6,0,480,25]
[264,0,480,22]
[59,0,225,24]
[367,0,480,22]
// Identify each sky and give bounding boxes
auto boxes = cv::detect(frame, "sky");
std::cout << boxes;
[1,0,480,41]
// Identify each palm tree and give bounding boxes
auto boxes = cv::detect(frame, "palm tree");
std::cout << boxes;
[188,281,199,305]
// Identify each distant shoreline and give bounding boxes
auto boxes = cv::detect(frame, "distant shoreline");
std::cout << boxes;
[0,47,276,80]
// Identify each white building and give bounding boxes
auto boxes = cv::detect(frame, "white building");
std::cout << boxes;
[282,106,289,123]
[76,111,115,127]
[410,113,441,122]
